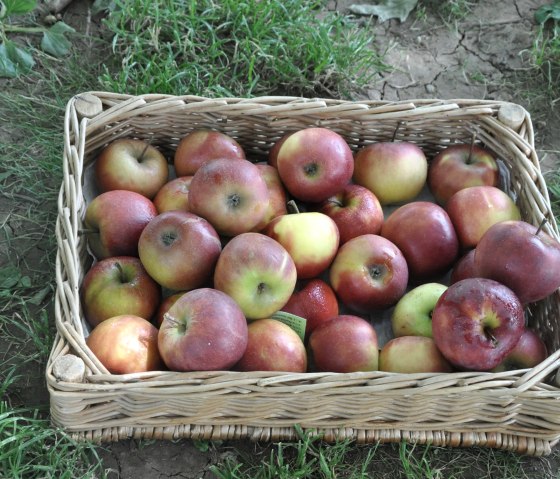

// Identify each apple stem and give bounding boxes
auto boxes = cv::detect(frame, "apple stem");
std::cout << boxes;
[137,142,151,163]
[536,215,548,235]
[287,200,301,214]
[466,132,477,164]
[391,121,404,142]
[114,261,126,283]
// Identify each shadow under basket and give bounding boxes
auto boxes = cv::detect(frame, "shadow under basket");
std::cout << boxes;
[48,93,560,456]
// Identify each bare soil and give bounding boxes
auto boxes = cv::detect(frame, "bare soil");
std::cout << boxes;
[2,0,559,477]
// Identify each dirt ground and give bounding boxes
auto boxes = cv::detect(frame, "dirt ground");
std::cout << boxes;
[3,0,560,477]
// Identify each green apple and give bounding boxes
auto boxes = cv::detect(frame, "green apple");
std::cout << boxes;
[391,283,448,338]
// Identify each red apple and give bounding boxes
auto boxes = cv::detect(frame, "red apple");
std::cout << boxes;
[158,288,248,371]
[353,141,427,205]
[173,129,246,176]
[329,234,408,313]
[86,314,163,374]
[280,279,339,338]
[264,212,339,279]
[308,315,379,373]
[94,138,169,199]
[381,201,459,281]
[252,164,288,231]
[428,144,499,205]
[188,158,269,236]
[493,327,548,372]
[268,132,294,169]
[317,184,384,244]
[474,220,560,304]
[138,211,222,291]
[450,249,478,284]
[235,318,307,372]
[214,232,297,320]
[432,278,525,371]
[83,190,157,259]
[153,176,193,213]
[379,336,453,373]
[152,292,185,328]
[445,185,521,249]
[81,256,161,328]
[275,127,354,203]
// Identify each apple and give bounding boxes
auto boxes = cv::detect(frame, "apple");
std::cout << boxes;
[264,212,339,279]
[213,232,297,320]
[280,278,339,338]
[450,249,478,284]
[445,185,521,249]
[317,184,384,244]
[474,220,560,304]
[428,143,499,205]
[81,256,161,328]
[329,234,408,313]
[138,211,222,291]
[235,318,307,372]
[94,138,169,199]
[158,288,248,371]
[353,141,428,205]
[188,158,269,236]
[492,327,548,372]
[391,283,448,338]
[268,132,294,169]
[173,129,246,176]
[379,336,453,373]
[152,292,185,328]
[432,278,525,371]
[153,176,193,213]
[381,201,459,281]
[86,314,163,374]
[83,189,157,259]
[308,315,379,373]
[274,127,354,203]
[252,164,288,231]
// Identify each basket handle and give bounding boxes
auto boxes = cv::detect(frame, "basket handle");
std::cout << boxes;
[512,348,560,392]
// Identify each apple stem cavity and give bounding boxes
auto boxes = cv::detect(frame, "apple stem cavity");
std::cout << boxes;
[161,230,178,247]
[483,327,499,348]
[227,193,242,209]
[114,261,127,283]
[368,264,386,280]
[257,282,268,295]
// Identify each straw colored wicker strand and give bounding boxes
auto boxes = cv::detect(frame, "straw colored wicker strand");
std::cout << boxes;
[49,93,560,455]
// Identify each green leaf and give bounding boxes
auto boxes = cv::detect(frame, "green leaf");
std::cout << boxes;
[535,1,560,25]
[349,0,419,22]
[41,22,75,57]
[92,0,117,14]
[3,0,36,16]
[0,41,34,77]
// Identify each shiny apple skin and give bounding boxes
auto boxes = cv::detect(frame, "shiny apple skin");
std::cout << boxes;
[252,164,288,231]
[450,249,478,285]
[492,327,548,372]
[153,176,193,213]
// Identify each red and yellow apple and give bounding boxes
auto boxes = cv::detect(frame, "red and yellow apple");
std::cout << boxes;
[153,176,193,213]
[379,336,453,373]
[252,164,288,231]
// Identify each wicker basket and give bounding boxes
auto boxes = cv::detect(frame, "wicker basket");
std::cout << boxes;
[48,93,560,456]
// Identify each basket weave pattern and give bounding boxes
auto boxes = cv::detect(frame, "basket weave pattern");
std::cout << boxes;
[48,93,560,455]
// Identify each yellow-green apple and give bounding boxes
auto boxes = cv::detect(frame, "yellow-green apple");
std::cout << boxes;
[86,314,163,374]
[450,249,478,284]
[153,176,193,213]
[152,292,185,328]
[445,185,521,249]
[274,127,353,203]
[432,278,525,371]
[492,327,548,372]
[308,315,379,373]
[317,184,384,244]
[213,232,297,320]
[188,158,269,236]
[252,164,288,231]
[280,278,339,338]
[379,336,453,373]
[81,256,161,328]
[329,234,408,312]
[353,141,427,205]
[264,212,339,279]
[391,283,448,338]
[428,144,499,205]
[138,211,222,291]
[381,201,459,281]
[234,318,307,372]
[84,190,157,259]
[158,288,248,371]
[474,220,560,304]
[173,129,246,176]
[94,138,169,199]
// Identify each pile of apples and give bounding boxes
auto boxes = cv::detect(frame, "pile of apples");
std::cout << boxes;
[81,127,560,376]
